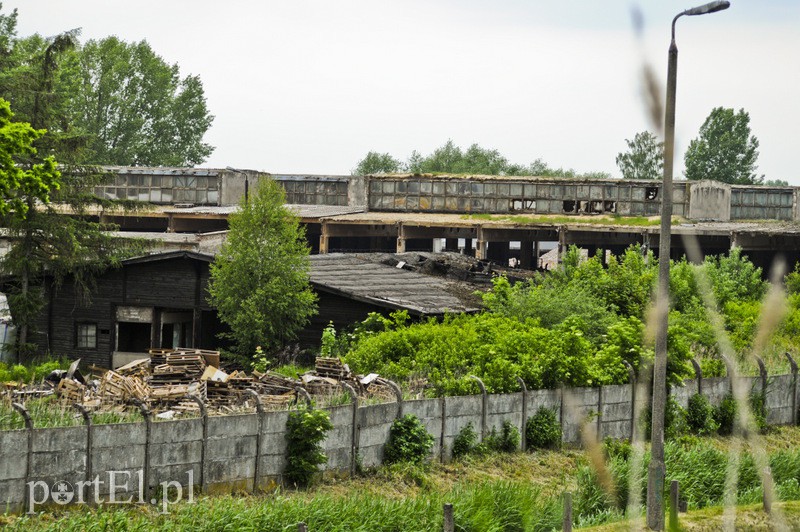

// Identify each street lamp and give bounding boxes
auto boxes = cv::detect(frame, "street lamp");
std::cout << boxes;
[647,2,729,530]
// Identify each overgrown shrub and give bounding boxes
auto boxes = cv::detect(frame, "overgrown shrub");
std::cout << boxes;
[452,422,479,459]
[642,395,687,440]
[384,414,434,465]
[284,406,333,487]
[526,407,562,450]
[484,420,520,453]
[750,391,768,434]
[714,394,737,436]
[602,437,632,462]
[686,393,719,435]
[0,358,71,384]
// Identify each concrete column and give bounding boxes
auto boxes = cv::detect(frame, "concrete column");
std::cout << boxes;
[557,227,567,265]
[730,231,740,249]
[475,227,487,260]
[396,224,406,253]
[534,240,541,268]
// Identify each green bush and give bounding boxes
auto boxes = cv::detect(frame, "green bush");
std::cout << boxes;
[452,422,479,459]
[384,414,435,465]
[484,420,520,453]
[526,407,562,450]
[0,357,71,384]
[714,394,737,436]
[686,393,719,435]
[284,406,333,487]
[750,391,768,434]
[642,395,687,440]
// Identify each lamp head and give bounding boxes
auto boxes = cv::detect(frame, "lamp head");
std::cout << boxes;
[685,1,730,16]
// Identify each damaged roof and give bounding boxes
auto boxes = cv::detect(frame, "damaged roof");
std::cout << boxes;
[308,253,482,316]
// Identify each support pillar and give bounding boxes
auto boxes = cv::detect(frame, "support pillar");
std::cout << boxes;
[319,224,329,254]
[557,227,567,266]
[534,240,541,268]
[475,227,487,261]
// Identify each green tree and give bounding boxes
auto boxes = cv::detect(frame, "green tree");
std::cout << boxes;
[207,179,318,361]
[352,151,402,175]
[0,5,214,167]
[74,37,213,166]
[684,107,761,185]
[0,97,61,358]
[615,131,663,180]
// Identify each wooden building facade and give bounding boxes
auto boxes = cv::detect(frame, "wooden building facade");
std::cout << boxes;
[33,251,224,368]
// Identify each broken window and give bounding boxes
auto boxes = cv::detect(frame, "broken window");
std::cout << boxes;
[646,187,659,200]
[510,199,536,212]
[563,200,576,213]
[604,201,617,213]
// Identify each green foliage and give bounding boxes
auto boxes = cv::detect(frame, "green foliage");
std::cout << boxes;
[704,247,766,308]
[355,139,610,178]
[452,422,479,459]
[642,395,687,440]
[749,391,768,434]
[525,407,562,450]
[714,394,738,436]
[319,322,337,357]
[284,406,333,488]
[0,98,61,218]
[686,393,719,435]
[684,107,761,185]
[484,420,520,453]
[0,358,71,383]
[616,130,664,180]
[208,179,318,358]
[0,6,214,167]
[352,151,402,175]
[384,414,435,465]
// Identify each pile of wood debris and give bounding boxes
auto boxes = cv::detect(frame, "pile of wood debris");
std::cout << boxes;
[5,350,401,418]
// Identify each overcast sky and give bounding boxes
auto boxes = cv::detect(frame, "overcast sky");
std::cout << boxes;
[6,1,800,183]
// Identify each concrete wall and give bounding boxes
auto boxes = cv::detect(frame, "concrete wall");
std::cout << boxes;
[2,370,797,513]
[688,180,731,221]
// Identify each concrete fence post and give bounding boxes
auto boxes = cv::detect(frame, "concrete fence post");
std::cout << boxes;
[131,399,152,500]
[669,480,679,531]
[721,354,734,396]
[596,385,603,442]
[786,353,798,425]
[11,402,33,513]
[763,469,773,514]
[470,376,488,440]
[74,404,93,505]
[563,491,573,532]
[517,377,528,451]
[245,389,264,493]
[755,356,768,396]
[186,394,208,494]
[623,361,636,442]
[385,379,404,418]
[439,396,447,463]
[690,359,703,396]
[559,385,566,445]
[443,502,454,532]
[341,383,359,477]
[295,387,313,408]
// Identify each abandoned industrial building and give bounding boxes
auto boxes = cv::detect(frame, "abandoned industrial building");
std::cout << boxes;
[6,165,800,366]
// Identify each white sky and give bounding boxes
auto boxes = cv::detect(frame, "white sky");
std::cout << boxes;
[6,1,800,183]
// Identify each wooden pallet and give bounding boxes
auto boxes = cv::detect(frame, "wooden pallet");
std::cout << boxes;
[56,378,85,403]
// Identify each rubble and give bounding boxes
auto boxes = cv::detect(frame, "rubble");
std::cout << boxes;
[3,350,403,419]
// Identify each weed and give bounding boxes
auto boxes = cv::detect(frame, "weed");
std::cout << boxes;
[526,407,562,450]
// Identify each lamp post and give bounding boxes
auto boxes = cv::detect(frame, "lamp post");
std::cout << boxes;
[646,2,729,530]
